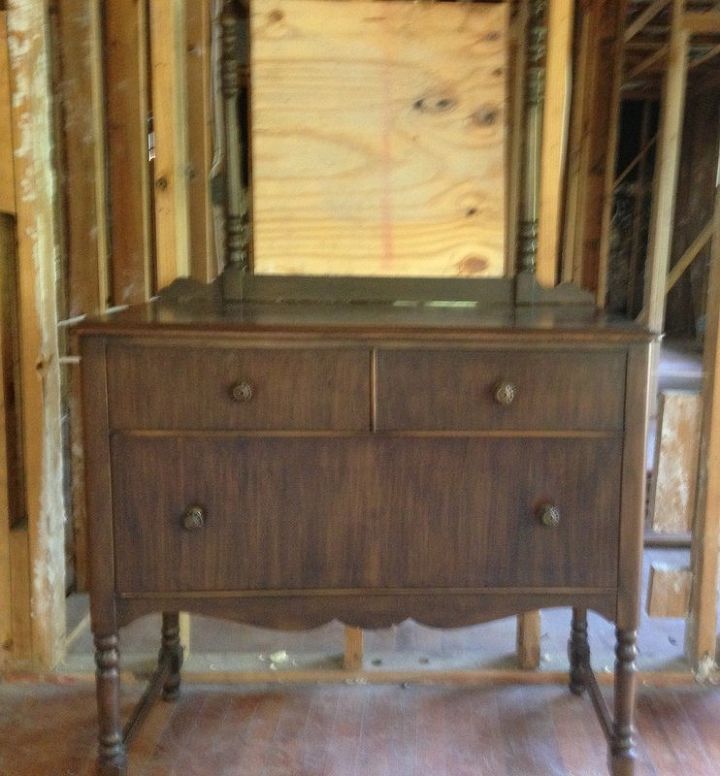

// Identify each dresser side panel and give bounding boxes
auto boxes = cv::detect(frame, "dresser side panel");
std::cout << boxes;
[78,336,117,632]
[617,343,652,628]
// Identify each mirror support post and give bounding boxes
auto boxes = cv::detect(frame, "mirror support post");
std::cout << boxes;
[517,0,546,278]
[221,0,250,293]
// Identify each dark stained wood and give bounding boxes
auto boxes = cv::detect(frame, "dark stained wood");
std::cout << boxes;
[611,628,639,774]
[80,336,126,773]
[78,298,652,776]
[111,435,622,594]
[223,269,516,305]
[107,345,370,431]
[77,297,654,344]
[78,336,116,631]
[569,607,590,695]
[114,591,618,632]
[617,345,652,629]
[376,349,626,431]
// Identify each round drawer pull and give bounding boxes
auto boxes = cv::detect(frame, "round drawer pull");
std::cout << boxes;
[494,381,517,406]
[230,381,254,403]
[182,505,206,531]
[538,504,561,528]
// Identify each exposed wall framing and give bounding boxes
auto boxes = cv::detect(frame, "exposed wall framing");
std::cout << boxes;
[561,0,628,295]
[5,0,66,669]
[615,0,720,671]
[686,185,720,674]
[4,0,717,679]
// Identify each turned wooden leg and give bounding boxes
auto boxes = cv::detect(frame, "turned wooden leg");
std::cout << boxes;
[568,607,590,695]
[610,628,637,776]
[94,633,127,775]
[160,612,184,701]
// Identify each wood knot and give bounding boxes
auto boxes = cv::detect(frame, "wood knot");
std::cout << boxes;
[457,256,489,277]
[470,106,499,127]
[269,9,284,23]
[413,95,457,114]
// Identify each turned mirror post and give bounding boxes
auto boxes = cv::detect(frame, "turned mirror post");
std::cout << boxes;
[221,0,250,296]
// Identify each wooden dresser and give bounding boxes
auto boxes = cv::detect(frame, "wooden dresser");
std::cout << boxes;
[78,299,652,775]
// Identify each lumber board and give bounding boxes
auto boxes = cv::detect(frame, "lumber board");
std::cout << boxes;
[596,0,629,307]
[641,0,689,333]
[614,132,658,190]
[0,214,14,665]
[516,610,541,670]
[250,0,507,278]
[186,0,217,283]
[646,563,691,617]
[562,0,625,292]
[666,219,714,293]
[55,1,109,592]
[683,11,720,35]
[686,186,720,672]
[0,13,15,215]
[9,525,31,665]
[150,0,190,288]
[626,104,654,318]
[561,7,593,284]
[0,212,22,533]
[625,0,672,43]
[650,391,702,534]
[343,626,364,671]
[56,0,108,318]
[536,0,574,287]
[6,0,66,669]
[105,0,153,304]
[627,45,669,81]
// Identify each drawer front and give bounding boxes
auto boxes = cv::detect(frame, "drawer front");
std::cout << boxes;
[375,349,626,431]
[107,345,369,430]
[112,436,621,594]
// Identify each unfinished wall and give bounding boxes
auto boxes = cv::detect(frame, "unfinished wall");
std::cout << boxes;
[665,80,720,337]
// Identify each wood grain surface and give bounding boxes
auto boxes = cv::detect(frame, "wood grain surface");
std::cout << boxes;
[6,682,720,775]
[250,0,507,277]
[107,344,370,431]
[111,435,621,594]
[376,348,627,431]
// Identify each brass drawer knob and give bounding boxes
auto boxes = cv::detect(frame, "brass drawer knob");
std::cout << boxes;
[182,505,206,531]
[230,381,254,403]
[494,380,517,406]
[538,504,561,528]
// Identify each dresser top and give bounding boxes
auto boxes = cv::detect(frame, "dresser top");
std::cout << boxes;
[76,298,653,343]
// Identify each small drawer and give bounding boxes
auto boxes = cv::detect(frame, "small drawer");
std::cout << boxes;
[375,349,626,431]
[107,344,370,430]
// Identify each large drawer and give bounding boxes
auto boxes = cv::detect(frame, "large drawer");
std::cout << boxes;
[107,344,370,430]
[112,435,621,594]
[375,349,626,431]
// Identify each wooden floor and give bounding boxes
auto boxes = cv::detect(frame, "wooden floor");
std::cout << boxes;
[1,680,719,775]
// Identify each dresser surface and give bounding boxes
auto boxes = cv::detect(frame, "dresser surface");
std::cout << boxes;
[78,300,652,775]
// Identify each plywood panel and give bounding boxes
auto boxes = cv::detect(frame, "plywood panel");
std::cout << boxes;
[250,0,507,277]
[650,390,702,534]
[646,563,691,618]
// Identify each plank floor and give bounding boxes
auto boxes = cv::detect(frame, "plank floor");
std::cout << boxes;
[1,681,719,775]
